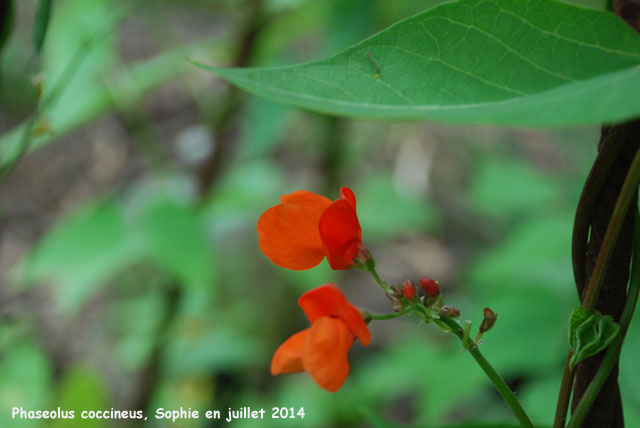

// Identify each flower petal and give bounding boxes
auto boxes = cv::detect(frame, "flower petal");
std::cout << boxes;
[281,190,332,208]
[339,186,356,208]
[271,329,307,375]
[302,317,352,392]
[298,284,370,346]
[318,199,362,270]
[257,191,331,270]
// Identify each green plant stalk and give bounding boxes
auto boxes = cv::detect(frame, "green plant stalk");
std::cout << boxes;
[368,266,394,294]
[365,308,412,321]
[437,317,535,428]
[554,145,640,428]
[365,269,533,428]
[566,210,640,428]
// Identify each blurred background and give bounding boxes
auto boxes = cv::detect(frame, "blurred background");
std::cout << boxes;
[1,0,639,427]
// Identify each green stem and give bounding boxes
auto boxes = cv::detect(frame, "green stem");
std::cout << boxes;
[364,269,533,427]
[368,267,393,294]
[366,307,412,321]
[437,317,534,428]
[566,210,640,428]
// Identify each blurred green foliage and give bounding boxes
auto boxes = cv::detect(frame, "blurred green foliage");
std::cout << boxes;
[1,1,638,428]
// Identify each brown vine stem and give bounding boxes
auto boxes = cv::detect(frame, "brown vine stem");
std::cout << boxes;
[567,211,640,428]
[581,146,640,310]
[571,127,626,297]
[553,353,576,428]
[554,144,640,428]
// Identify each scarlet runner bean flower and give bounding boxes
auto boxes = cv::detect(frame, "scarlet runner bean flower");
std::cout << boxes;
[270,283,371,392]
[257,187,365,270]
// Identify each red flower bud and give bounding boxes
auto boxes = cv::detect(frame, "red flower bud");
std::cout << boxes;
[403,280,416,300]
[480,307,497,333]
[418,277,440,297]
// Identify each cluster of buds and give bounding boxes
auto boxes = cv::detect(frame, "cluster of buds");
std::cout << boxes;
[398,276,440,300]
[388,276,460,319]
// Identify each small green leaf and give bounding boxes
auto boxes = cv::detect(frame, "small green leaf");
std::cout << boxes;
[197,0,640,127]
[568,307,620,370]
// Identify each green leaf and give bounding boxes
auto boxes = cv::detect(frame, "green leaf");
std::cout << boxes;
[568,307,620,370]
[466,214,574,293]
[143,200,215,289]
[0,342,52,428]
[16,199,146,313]
[0,26,226,169]
[51,368,107,428]
[196,0,640,127]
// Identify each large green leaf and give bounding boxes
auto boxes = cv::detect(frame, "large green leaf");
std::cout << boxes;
[196,0,640,127]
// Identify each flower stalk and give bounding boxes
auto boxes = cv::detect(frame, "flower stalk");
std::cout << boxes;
[365,268,534,428]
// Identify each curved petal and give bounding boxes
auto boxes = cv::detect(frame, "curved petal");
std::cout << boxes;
[318,199,362,270]
[339,186,356,208]
[298,283,346,321]
[341,302,371,346]
[257,191,331,270]
[302,317,352,392]
[271,329,307,375]
[298,284,370,346]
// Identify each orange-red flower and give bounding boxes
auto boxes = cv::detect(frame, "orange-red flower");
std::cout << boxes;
[270,283,370,392]
[257,187,363,270]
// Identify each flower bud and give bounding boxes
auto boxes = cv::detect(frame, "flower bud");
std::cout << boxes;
[418,277,440,297]
[439,305,460,318]
[352,244,375,270]
[403,280,416,300]
[480,307,497,333]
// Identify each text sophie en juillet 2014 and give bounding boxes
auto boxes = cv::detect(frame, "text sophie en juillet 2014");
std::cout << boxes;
[11,406,306,422]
